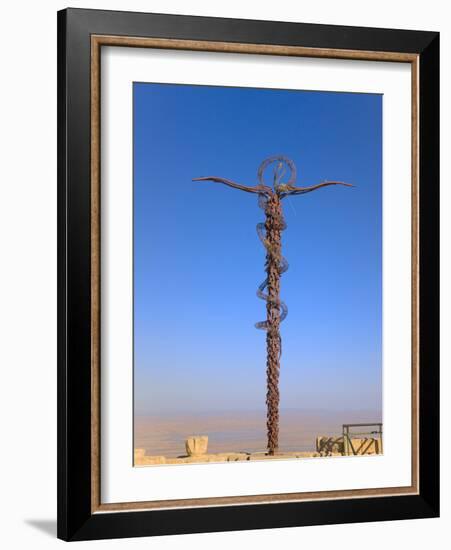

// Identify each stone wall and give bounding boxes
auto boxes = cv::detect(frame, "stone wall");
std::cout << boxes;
[134,433,382,466]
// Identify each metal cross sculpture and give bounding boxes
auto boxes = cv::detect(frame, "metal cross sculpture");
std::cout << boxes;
[193,156,353,455]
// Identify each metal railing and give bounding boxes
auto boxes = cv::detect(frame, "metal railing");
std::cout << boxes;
[342,423,383,456]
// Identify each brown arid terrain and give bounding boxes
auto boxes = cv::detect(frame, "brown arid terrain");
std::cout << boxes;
[134,409,382,466]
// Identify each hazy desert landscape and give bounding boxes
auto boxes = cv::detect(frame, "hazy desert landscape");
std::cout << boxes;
[134,409,382,464]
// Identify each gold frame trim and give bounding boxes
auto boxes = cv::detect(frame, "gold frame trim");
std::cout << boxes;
[90,35,420,514]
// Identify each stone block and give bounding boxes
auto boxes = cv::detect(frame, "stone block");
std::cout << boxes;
[185,435,209,456]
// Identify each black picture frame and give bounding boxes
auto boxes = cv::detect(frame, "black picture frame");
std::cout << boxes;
[57,7,439,541]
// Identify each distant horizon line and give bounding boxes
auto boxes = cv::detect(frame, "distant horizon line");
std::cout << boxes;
[135,407,382,417]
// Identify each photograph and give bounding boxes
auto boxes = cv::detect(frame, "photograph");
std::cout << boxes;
[133,82,383,466]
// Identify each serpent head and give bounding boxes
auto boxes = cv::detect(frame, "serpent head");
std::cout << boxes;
[257,155,297,194]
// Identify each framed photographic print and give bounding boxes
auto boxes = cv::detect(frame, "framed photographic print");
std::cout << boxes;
[57,8,439,541]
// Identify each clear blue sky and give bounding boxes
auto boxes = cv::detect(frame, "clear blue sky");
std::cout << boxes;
[133,82,382,415]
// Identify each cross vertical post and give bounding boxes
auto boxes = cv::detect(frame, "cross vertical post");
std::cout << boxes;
[263,192,283,453]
